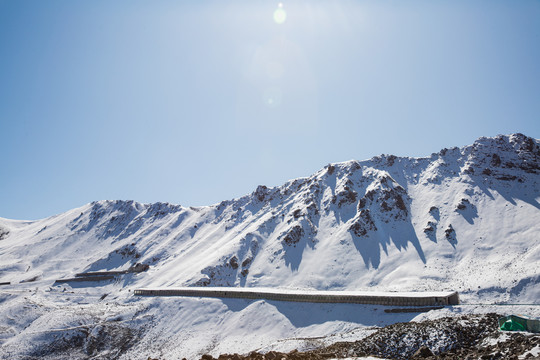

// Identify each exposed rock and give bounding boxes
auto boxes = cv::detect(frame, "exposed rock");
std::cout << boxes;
[336,186,357,208]
[456,198,471,211]
[241,257,252,268]
[445,225,457,245]
[445,225,455,238]
[326,164,335,175]
[229,256,239,269]
[207,314,540,360]
[254,185,269,202]
[496,175,519,181]
[356,176,409,223]
[378,187,408,221]
[386,154,397,166]
[0,227,9,240]
[305,201,319,216]
[282,225,304,246]
[28,321,140,359]
[491,153,502,167]
[349,210,377,237]
[423,221,436,234]
[412,346,434,358]
[115,244,140,259]
[128,263,149,273]
[350,161,362,171]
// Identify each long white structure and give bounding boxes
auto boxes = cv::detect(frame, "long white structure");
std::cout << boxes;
[134,287,460,306]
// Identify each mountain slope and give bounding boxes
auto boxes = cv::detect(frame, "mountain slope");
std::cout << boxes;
[1,133,538,303]
[1,133,539,359]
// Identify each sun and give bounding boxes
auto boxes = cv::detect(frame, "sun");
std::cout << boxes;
[273,3,287,24]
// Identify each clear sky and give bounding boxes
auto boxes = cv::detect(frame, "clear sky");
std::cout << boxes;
[1,0,539,220]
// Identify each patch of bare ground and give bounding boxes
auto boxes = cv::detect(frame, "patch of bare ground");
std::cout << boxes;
[197,313,540,360]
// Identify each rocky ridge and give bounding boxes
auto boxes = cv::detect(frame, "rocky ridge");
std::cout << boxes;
[200,313,540,360]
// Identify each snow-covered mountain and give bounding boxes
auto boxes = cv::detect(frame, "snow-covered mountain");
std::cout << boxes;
[0,133,539,359]
[1,133,539,301]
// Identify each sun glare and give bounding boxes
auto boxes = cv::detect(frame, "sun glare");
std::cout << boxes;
[263,87,283,108]
[273,3,287,24]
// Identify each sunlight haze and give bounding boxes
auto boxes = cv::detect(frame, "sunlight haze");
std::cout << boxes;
[1,0,539,220]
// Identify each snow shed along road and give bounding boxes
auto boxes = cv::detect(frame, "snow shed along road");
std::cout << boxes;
[134,287,460,306]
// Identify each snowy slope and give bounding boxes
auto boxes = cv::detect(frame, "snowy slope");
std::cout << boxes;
[0,133,539,359]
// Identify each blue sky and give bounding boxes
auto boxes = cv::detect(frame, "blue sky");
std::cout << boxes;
[1,0,539,220]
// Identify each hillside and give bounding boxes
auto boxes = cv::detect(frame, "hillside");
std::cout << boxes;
[0,133,539,359]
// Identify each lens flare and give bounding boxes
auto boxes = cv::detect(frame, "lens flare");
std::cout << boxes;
[262,87,283,108]
[273,3,287,24]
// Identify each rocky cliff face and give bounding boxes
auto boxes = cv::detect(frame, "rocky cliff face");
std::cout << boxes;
[0,134,538,303]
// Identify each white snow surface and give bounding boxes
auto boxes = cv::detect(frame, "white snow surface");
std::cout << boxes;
[0,133,539,359]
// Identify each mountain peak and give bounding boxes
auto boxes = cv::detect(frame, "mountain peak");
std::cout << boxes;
[0,134,538,304]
